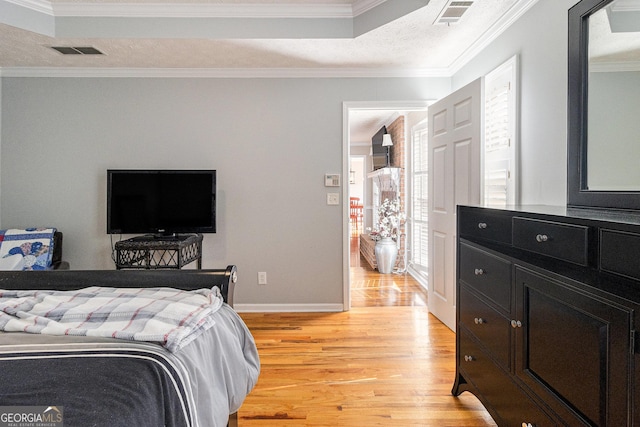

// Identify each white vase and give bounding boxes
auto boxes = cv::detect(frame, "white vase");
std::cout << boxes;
[375,237,397,274]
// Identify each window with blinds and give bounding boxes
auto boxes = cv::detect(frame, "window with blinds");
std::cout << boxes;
[484,56,518,206]
[410,125,429,280]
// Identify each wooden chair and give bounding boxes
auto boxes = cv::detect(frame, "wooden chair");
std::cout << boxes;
[349,197,363,233]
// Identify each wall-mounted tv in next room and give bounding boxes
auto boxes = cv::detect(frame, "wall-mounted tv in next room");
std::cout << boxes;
[107,170,216,236]
[371,126,392,171]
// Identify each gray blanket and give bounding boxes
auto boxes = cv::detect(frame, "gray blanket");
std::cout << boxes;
[0,303,259,427]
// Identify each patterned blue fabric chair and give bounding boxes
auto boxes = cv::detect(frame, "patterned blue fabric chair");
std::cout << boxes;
[0,229,68,270]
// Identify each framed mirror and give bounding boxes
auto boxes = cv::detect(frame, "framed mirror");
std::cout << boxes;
[567,0,640,211]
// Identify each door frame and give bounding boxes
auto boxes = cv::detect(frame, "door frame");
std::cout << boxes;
[342,100,431,311]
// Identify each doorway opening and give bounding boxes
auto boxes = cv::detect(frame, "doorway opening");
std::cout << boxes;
[343,101,430,311]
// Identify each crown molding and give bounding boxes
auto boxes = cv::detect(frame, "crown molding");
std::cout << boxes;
[352,0,386,16]
[52,3,352,18]
[0,66,451,78]
[590,60,640,72]
[2,0,387,18]
[611,0,640,12]
[3,0,52,14]
[448,0,539,74]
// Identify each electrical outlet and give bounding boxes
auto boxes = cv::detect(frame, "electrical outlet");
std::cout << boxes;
[258,272,267,285]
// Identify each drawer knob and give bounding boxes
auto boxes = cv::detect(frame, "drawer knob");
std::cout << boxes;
[511,319,523,328]
[522,423,535,427]
[464,355,475,362]
[474,317,485,325]
[474,268,484,276]
[535,234,548,242]
[478,222,487,229]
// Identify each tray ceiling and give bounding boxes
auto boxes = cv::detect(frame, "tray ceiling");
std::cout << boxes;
[0,0,537,76]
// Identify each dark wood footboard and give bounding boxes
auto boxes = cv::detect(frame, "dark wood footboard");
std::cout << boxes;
[0,265,238,306]
[228,412,238,427]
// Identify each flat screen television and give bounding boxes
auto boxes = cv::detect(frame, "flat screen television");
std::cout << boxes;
[107,169,216,235]
[371,126,390,170]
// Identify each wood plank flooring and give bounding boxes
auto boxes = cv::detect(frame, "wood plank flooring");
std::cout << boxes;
[237,237,496,426]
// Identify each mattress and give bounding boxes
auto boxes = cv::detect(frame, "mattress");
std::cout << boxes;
[0,303,259,427]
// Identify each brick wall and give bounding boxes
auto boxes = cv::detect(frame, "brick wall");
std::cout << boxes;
[386,116,406,271]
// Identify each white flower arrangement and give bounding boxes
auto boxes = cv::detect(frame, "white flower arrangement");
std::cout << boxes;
[372,198,405,241]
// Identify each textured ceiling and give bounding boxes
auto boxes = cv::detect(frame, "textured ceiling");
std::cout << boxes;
[349,109,400,144]
[589,0,640,65]
[0,0,532,73]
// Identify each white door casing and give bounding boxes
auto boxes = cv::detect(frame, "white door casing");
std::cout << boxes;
[428,79,482,331]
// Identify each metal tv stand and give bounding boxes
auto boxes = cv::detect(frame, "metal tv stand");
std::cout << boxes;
[114,234,203,270]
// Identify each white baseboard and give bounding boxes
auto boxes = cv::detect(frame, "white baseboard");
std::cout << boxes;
[234,303,344,313]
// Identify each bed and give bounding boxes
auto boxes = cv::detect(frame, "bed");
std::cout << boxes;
[0,266,259,427]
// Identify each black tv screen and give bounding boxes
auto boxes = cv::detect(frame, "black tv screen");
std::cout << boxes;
[107,170,216,235]
[371,126,390,170]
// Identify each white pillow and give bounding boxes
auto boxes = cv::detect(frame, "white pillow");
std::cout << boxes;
[0,254,26,270]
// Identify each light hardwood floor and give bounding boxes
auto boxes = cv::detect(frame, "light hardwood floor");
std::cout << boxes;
[237,236,496,426]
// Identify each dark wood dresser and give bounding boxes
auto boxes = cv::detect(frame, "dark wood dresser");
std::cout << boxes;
[453,205,640,427]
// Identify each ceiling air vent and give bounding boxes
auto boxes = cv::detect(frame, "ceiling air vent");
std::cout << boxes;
[434,0,474,25]
[50,46,104,55]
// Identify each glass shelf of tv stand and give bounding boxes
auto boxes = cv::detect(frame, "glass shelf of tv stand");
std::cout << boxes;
[114,234,203,270]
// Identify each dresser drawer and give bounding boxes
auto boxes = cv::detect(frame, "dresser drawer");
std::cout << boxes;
[512,217,589,266]
[459,242,511,312]
[600,229,640,281]
[459,330,555,427]
[458,208,512,244]
[459,286,511,369]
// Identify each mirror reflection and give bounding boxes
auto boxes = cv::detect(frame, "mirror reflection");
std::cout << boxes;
[587,0,640,191]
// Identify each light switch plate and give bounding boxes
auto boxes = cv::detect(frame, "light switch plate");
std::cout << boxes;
[327,193,340,205]
[258,272,267,285]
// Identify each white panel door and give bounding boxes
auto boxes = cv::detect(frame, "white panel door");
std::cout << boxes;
[428,78,482,331]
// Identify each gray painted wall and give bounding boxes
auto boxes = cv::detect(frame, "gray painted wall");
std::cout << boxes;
[453,0,581,206]
[0,76,449,307]
[587,71,640,190]
[0,0,587,307]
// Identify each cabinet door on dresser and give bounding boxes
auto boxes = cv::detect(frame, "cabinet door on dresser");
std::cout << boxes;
[456,241,555,427]
[458,329,555,427]
[514,267,632,427]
